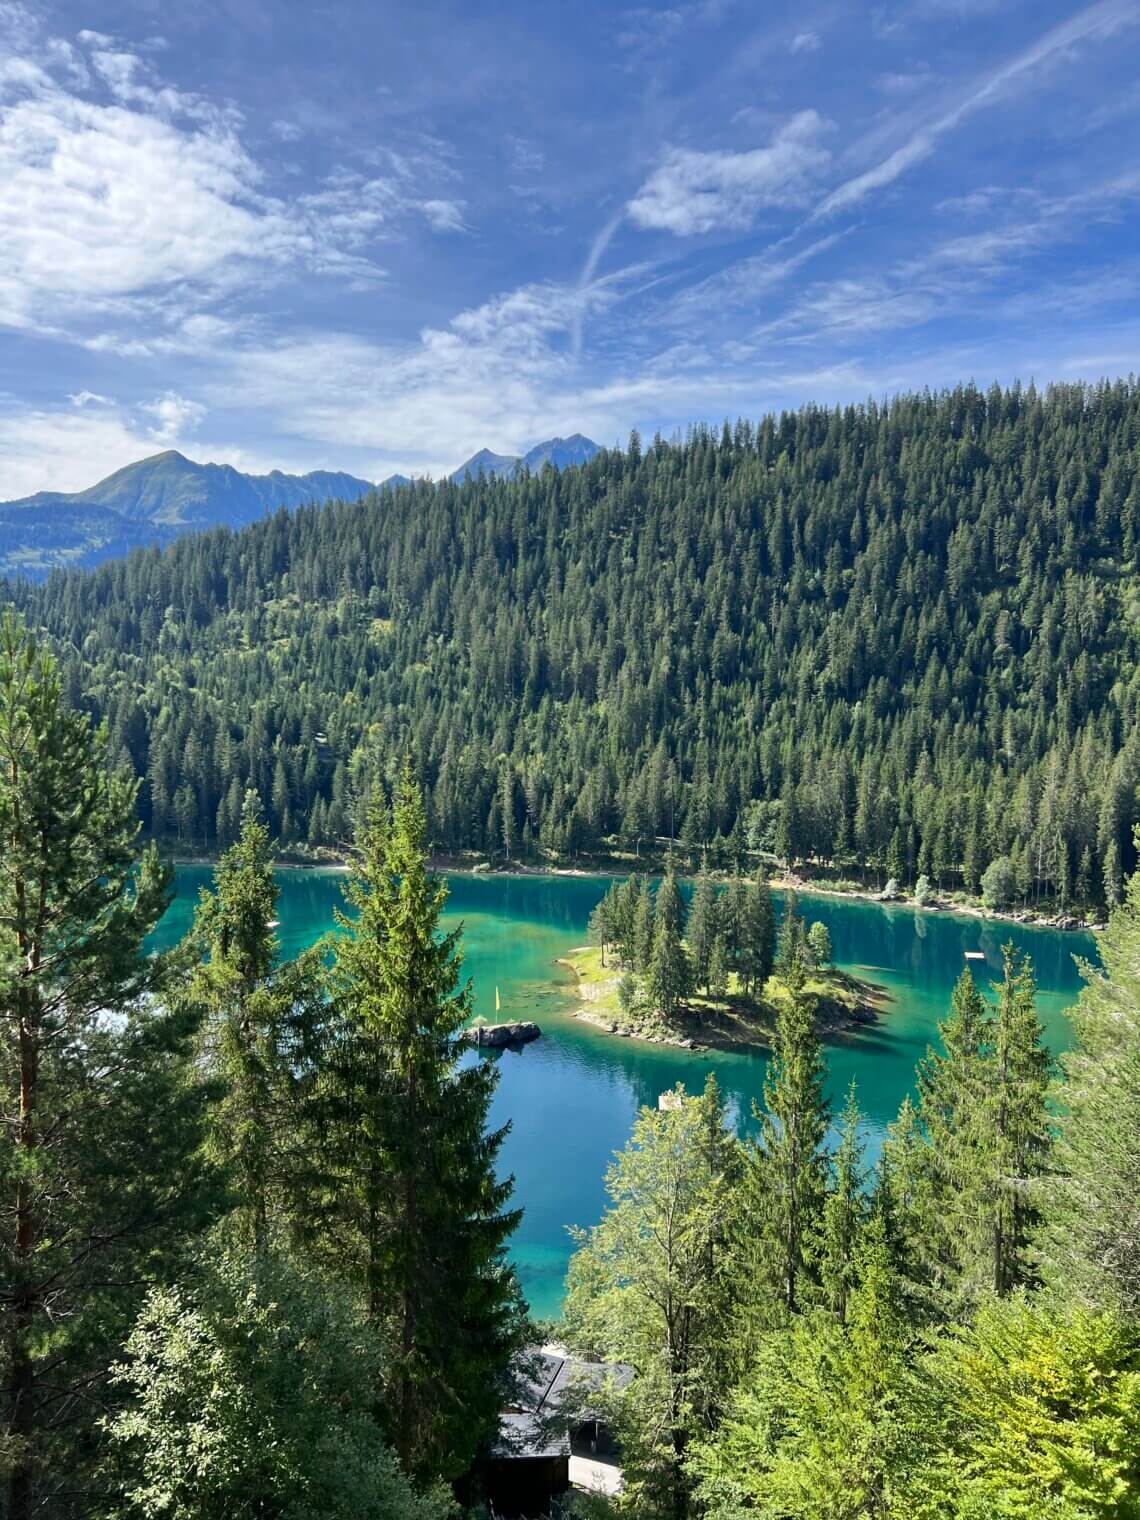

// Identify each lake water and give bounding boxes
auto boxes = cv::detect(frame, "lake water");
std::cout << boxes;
[154,867,1096,1319]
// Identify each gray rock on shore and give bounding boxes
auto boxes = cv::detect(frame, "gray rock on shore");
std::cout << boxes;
[465,1021,541,1048]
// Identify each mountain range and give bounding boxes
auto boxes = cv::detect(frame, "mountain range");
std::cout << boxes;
[0,434,600,577]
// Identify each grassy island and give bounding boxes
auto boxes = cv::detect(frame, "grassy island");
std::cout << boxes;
[558,944,887,1053]
[558,866,890,1054]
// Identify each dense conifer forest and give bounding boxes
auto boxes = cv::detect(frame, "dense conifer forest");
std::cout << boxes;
[3,610,1140,1517]
[7,379,1140,907]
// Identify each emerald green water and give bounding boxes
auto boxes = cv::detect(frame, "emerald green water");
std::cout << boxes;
[154,869,1096,1319]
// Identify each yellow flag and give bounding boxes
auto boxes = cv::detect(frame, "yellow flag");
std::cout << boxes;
[496,986,501,1012]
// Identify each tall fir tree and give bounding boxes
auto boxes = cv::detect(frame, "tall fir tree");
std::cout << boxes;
[1042,856,1140,1310]
[820,1082,867,1325]
[739,958,830,1323]
[988,945,1051,1297]
[0,613,210,1518]
[688,866,719,993]
[738,873,777,996]
[321,766,525,1481]
[187,793,324,1245]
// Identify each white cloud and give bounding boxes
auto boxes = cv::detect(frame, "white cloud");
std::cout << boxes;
[627,111,831,235]
[67,388,114,407]
[141,391,207,442]
[0,25,416,338]
[421,198,467,233]
[789,30,821,53]
[814,0,1140,219]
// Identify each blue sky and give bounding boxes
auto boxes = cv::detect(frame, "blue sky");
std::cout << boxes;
[1,0,1139,494]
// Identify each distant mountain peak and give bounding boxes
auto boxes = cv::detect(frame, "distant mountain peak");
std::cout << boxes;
[449,434,600,484]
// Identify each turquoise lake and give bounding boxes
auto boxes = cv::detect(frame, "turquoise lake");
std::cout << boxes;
[153,868,1097,1320]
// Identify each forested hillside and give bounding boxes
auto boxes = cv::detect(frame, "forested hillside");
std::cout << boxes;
[8,379,1140,907]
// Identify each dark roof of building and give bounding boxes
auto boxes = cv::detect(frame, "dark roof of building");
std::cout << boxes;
[493,1347,635,1462]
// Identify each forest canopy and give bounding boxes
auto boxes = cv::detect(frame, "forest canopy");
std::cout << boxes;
[7,379,1140,907]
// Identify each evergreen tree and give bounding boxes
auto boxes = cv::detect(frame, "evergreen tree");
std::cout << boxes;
[564,1077,741,1520]
[1042,856,1140,1310]
[738,873,777,996]
[187,794,324,1245]
[988,946,1051,1296]
[321,766,525,1481]
[909,968,993,1312]
[647,902,691,1020]
[0,613,210,1517]
[820,1083,866,1325]
[655,864,687,939]
[688,866,719,992]
[633,876,656,974]
[739,959,830,1322]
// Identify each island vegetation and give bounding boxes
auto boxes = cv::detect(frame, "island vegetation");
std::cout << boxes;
[562,867,883,1050]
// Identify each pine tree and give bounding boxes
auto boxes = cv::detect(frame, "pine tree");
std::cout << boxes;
[820,1083,866,1324]
[740,958,829,1322]
[0,613,210,1517]
[1042,859,1140,1309]
[688,866,719,992]
[648,902,691,1020]
[910,968,993,1310]
[988,945,1051,1296]
[738,873,776,996]
[656,863,687,938]
[633,876,656,973]
[321,766,525,1480]
[188,793,324,1245]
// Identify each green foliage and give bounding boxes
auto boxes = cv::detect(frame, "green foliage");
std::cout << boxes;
[1041,857,1140,1311]
[820,1084,867,1324]
[692,1214,926,1520]
[187,794,325,1245]
[981,855,1018,909]
[564,1077,742,1520]
[11,383,1140,908]
[806,918,833,967]
[925,1296,1140,1518]
[105,1246,452,1520]
[318,766,525,1481]
[0,613,212,1516]
[739,959,830,1323]
[647,887,693,1027]
[737,873,776,995]
[687,867,718,992]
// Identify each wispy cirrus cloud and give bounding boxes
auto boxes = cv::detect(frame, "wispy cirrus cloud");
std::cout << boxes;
[813,0,1139,219]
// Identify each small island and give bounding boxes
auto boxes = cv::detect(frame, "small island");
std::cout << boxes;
[559,868,888,1054]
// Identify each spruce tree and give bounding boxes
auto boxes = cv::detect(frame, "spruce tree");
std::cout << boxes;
[740,957,829,1322]
[0,613,209,1517]
[909,968,992,1309]
[1042,859,1140,1309]
[688,866,719,992]
[322,766,525,1481]
[738,873,777,995]
[647,902,691,1020]
[632,876,655,973]
[188,794,324,1245]
[820,1083,866,1324]
[988,945,1051,1296]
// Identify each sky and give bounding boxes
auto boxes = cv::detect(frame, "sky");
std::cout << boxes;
[1,0,1139,495]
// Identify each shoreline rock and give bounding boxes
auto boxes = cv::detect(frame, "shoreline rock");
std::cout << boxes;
[465,1020,541,1048]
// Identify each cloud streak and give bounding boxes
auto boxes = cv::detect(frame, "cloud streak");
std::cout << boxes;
[813,0,1139,218]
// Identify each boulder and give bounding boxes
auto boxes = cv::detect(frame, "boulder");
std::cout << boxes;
[466,1020,541,1048]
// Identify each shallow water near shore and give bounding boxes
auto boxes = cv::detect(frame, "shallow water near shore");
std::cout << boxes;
[153,867,1097,1319]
